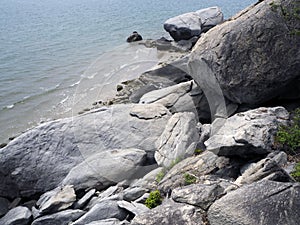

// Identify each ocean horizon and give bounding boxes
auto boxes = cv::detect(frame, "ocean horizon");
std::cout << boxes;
[0,0,256,144]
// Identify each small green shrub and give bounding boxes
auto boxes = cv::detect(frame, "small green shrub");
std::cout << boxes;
[145,190,162,209]
[275,108,300,154]
[291,163,300,182]
[184,173,197,185]
[194,149,203,155]
[156,170,166,183]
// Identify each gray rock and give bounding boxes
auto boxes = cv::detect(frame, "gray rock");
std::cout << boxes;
[205,107,289,158]
[71,200,128,225]
[134,193,150,204]
[0,104,171,198]
[155,112,199,167]
[235,151,292,185]
[31,209,85,225]
[123,187,147,201]
[139,80,210,119]
[0,197,10,217]
[36,185,76,216]
[129,103,170,119]
[195,6,223,28]
[74,189,96,209]
[208,180,300,225]
[62,148,149,191]
[171,180,232,210]
[189,0,300,105]
[164,12,202,41]
[117,200,149,215]
[158,151,230,192]
[0,206,32,225]
[131,199,205,225]
[85,219,129,225]
[164,7,223,41]
[130,167,164,191]
[197,123,211,150]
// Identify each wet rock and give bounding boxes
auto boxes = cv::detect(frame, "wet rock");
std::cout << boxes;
[126,31,142,43]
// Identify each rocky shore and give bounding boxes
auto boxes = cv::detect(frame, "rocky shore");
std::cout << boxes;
[0,0,300,224]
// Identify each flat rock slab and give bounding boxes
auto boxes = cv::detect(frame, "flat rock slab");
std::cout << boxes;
[208,180,300,225]
[189,0,300,104]
[62,148,149,191]
[31,209,85,225]
[0,104,171,198]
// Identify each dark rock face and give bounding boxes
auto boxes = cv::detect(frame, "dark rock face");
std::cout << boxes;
[189,0,300,105]
[208,180,300,225]
[126,32,143,43]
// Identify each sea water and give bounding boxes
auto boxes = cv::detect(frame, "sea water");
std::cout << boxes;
[0,0,256,143]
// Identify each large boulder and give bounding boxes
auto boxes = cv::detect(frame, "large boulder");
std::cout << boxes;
[0,104,171,198]
[155,112,199,167]
[61,148,149,191]
[205,107,289,158]
[71,200,128,225]
[0,206,32,225]
[208,180,300,225]
[131,199,205,225]
[189,0,300,105]
[164,12,202,42]
[164,7,223,41]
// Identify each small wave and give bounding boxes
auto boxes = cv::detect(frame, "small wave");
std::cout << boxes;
[69,80,81,87]
[5,104,14,109]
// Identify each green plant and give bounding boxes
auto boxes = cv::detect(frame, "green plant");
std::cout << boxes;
[194,149,203,155]
[291,162,300,182]
[275,108,300,154]
[184,173,197,185]
[156,170,166,183]
[155,157,182,183]
[145,190,162,209]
